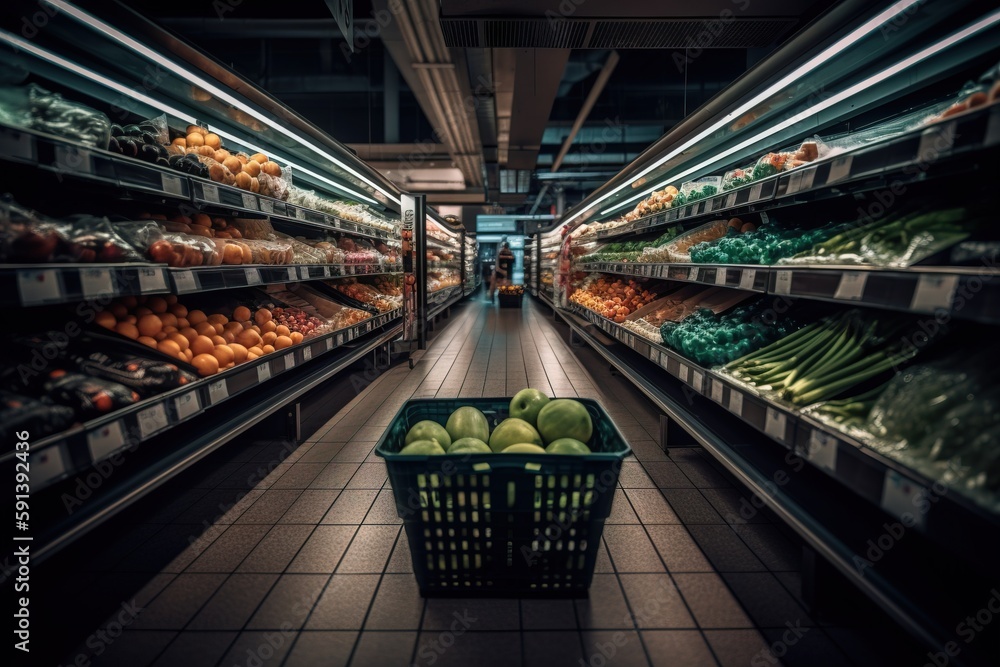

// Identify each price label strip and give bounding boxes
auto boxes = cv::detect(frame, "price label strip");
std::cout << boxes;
[303,346,312,361]
[81,267,115,299]
[161,173,184,196]
[690,370,704,393]
[728,389,744,416]
[244,268,262,285]
[808,429,838,473]
[241,193,258,210]
[257,363,271,383]
[739,269,757,291]
[715,268,728,286]
[834,272,868,301]
[827,155,853,184]
[172,270,197,293]
[710,378,724,404]
[201,183,220,203]
[881,470,927,530]
[284,353,295,370]
[773,270,793,296]
[138,267,167,292]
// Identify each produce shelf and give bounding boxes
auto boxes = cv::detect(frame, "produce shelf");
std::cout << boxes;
[0,123,399,242]
[595,104,1000,242]
[578,262,1000,324]
[0,308,403,495]
[427,285,463,320]
[2,263,171,307]
[563,302,1000,544]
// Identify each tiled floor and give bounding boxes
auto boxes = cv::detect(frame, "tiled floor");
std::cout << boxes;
[62,297,898,666]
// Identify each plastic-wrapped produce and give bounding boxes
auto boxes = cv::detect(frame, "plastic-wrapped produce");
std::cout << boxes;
[42,370,141,420]
[329,279,401,312]
[239,239,293,265]
[118,220,221,267]
[27,84,111,148]
[74,350,196,397]
[721,165,755,191]
[663,219,746,263]
[0,200,143,263]
[1,391,77,444]
[690,221,845,265]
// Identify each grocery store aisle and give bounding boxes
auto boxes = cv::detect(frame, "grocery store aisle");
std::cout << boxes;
[64,298,906,667]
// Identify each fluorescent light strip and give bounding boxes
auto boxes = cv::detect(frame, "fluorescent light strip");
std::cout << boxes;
[600,8,1000,217]
[50,0,400,205]
[0,31,380,206]
[565,0,924,224]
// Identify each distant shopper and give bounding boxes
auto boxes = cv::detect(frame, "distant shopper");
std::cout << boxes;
[489,242,515,301]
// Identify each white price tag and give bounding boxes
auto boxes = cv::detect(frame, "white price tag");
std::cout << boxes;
[259,198,274,214]
[649,347,659,363]
[161,173,184,196]
[834,272,868,301]
[241,193,257,210]
[910,274,958,312]
[87,420,125,461]
[725,192,737,209]
[138,267,167,292]
[284,353,295,369]
[764,407,787,443]
[808,429,837,473]
[137,403,168,440]
[728,390,744,416]
[749,183,764,202]
[322,266,331,277]
[208,379,229,405]
[676,362,689,384]
[739,269,757,291]
[326,337,334,351]
[256,363,271,383]
[688,267,699,282]
[31,446,67,487]
[244,268,262,285]
[827,155,853,183]
[17,269,61,305]
[287,267,297,282]
[881,470,926,529]
[299,267,311,280]
[173,391,201,420]
[690,370,704,393]
[303,346,312,361]
[81,267,114,299]
[786,171,803,195]
[173,270,197,293]
[711,378,724,404]
[54,144,91,174]
[296,207,307,220]
[774,270,792,296]
[759,211,769,225]
[715,268,727,286]
[799,168,816,191]
[201,183,220,203]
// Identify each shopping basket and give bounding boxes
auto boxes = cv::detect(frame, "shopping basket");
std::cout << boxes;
[375,397,631,597]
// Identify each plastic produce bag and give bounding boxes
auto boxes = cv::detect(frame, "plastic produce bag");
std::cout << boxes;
[27,84,110,148]
[0,391,77,444]
[43,370,140,419]
[663,219,736,263]
[117,220,221,267]
[107,115,171,165]
[74,350,196,397]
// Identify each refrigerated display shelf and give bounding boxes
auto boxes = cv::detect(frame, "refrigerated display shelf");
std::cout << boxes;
[0,124,399,242]
[578,262,1000,324]
[557,309,995,667]
[563,301,1000,541]
[1,308,402,494]
[595,103,1000,242]
[427,285,463,320]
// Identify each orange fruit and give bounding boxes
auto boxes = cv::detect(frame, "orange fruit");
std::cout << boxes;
[124,315,137,324]
[274,335,293,350]
[222,331,236,344]
[146,296,169,314]
[115,322,139,340]
[137,314,163,338]
[137,336,157,348]
[262,331,277,346]
[207,313,228,326]
[109,303,128,319]
[179,327,199,342]
[169,303,188,318]
[211,335,227,346]
[262,344,275,354]
[154,332,168,341]
[191,353,219,377]
[251,325,261,335]
[275,325,290,337]
[190,335,215,356]
[165,294,178,305]
[233,305,251,322]
[212,345,234,366]
[121,296,138,308]
[289,332,303,344]
[187,309,208,325]
[247,351,259,361]
[159,312,178,329]
[95,311,117,330]
[168,332,190,351]
[183,348,193,362]
[229,343,248,363]
[262,320,276,333]
[176,317,190,329]
[134,306,152,317]
[157,339,181,357]
[195,322,217,337]
[248,346,264,356]
[254,308,272,325]
[236,329,261,348]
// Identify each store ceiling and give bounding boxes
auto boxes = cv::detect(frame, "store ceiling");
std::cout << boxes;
[123,0,836,219]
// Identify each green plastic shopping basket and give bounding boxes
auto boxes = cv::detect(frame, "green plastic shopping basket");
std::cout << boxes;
[375,397,631,597]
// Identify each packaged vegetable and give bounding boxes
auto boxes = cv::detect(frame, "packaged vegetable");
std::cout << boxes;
[27,84,110,148]
[0,391,77,444]
[74,350,197,397]
[118,220,221,267]
[663,219,739,263]
[42,370,140,419]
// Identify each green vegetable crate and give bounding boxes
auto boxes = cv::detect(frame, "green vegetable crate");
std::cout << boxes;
[375,397,631,597]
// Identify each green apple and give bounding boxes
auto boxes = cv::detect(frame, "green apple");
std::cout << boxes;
[445,406,490,443]
[502,443,547,454]
[399,439,446,455]
[447,437,491,454]
[405,420,451,449]
[488,417,543,452]
[536,399,593,444]
[509,388,550,427]
[545,438,591,455]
